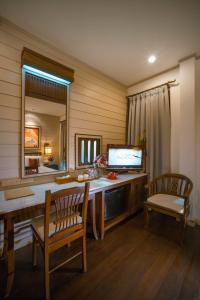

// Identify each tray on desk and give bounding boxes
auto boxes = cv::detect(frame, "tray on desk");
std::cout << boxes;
[75,177,100,183]
[55,176,76,184]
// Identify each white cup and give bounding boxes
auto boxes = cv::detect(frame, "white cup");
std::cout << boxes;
[78,174,84,181]
[83,174,89,180]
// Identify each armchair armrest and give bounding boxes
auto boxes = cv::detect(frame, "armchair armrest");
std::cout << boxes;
[181,192,190,212]
[145,181,155,197]
[183,190,191,199]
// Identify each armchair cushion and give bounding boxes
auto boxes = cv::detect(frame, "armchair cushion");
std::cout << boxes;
[147,194,185,214]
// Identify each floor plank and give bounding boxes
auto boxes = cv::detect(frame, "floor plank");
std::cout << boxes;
[7,212,200,300]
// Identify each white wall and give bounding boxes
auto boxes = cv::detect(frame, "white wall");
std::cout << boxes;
[128,58,200,221]
[195,60,200,221]
[179,59,196,182]
[128,67,180,172]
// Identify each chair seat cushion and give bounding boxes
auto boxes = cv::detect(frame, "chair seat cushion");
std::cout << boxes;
[32,213,82,241]
[147,194,185,214]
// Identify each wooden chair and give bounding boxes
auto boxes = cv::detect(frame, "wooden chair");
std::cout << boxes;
[144,173,193,241]
[31,182,90,300]
[25,158,39,175]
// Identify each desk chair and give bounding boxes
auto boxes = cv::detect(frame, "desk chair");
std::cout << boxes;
[25,158,39,175]
[144,173,193,242]
[31,182,90,300]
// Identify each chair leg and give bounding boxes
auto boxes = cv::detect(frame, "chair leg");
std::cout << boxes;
[180,217,187,246]
[144,205,150,228]
[44,252,50,300]
[82,236,87,273]
[32,234,37,267]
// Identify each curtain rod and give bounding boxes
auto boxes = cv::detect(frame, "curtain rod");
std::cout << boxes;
[127,80,176,99]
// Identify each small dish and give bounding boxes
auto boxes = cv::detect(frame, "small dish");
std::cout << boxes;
[107,172,118,180]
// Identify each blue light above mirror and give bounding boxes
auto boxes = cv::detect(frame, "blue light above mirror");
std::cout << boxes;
[23,65,71,85]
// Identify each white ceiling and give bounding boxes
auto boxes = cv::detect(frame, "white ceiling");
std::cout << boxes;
[1,0,200,86]
[25,97,65,117]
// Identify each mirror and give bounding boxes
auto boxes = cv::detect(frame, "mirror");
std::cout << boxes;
[22,68,69,177]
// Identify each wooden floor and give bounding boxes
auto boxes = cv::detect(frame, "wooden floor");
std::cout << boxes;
[7,212,200,300]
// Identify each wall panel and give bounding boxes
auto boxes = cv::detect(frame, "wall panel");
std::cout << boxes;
[0,55,20,73]
[0,93,20,108]
[0,22,126,178]
[0,20,126,249]
[0,68,21,85]
[0,106,20,121]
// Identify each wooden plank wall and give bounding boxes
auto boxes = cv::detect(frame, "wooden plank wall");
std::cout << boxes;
[0,19,127,181]
[0,19,126,249]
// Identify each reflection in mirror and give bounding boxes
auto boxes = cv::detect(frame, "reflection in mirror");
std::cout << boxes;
[23,68,68,177]
[24,97,66,175]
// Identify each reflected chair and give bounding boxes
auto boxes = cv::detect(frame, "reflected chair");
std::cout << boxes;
[144,173,193,241]
[25,158,39,175]
[31,182,90,300]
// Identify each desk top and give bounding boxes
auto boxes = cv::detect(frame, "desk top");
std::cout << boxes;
[0,173,146,216]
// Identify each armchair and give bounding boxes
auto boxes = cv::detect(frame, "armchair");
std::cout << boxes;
[144,173,193,241]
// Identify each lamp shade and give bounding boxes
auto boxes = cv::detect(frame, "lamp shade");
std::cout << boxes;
[44,144,52,155]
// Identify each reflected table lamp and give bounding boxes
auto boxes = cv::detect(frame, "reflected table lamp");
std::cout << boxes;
[44,143,52,155]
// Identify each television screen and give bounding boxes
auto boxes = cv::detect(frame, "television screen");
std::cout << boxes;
[107,145,143,169]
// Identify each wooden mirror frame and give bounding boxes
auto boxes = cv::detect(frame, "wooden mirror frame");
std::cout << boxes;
[21,67,70,178]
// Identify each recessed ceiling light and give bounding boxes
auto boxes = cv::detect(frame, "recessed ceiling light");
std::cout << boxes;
[148,55,156,64]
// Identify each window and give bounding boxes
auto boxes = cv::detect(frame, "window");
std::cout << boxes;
[75,134,102,168]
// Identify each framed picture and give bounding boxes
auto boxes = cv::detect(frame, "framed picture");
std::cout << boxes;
[24,126,41,149]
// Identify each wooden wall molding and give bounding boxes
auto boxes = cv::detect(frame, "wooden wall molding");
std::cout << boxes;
[22,47,74,82]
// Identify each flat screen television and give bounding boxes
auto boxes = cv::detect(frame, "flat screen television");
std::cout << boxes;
[107,144,143,171]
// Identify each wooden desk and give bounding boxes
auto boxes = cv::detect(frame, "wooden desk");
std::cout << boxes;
[0,173,147,298]
[93,173,147,239]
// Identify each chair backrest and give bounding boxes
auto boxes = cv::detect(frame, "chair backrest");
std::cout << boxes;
[29,158,39,168]
[44,182,90,244]
[152,173,193,198]
[25,158,39,175]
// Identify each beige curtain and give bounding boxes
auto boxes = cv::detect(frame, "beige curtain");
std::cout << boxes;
[128,85,171,180]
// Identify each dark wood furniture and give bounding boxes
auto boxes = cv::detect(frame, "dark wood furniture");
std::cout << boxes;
[0,182,98,299]
[144,173,193,241]
[4,214,200,300]
[95,174,147,239]
[0,173,147,298]
[32,183,89,300]
[25,158,39,175]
